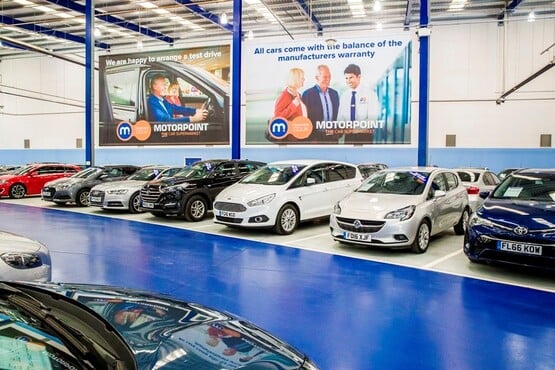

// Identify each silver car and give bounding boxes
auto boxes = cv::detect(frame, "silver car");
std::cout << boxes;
[330,167,470,253]
[454,168,500,212]
[89,166,182,213]
[0,230,51,281]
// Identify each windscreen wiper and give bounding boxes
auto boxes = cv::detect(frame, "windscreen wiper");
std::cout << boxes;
[0,283,130,370]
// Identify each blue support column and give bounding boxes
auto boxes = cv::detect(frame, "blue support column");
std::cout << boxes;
[417,0,430,166]
[231,0,242,159]
[85,0,94,166]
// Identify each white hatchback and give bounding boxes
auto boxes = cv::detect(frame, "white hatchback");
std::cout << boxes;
[213,160,364,234]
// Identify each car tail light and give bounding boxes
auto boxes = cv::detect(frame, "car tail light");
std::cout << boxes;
[466,186,480,195]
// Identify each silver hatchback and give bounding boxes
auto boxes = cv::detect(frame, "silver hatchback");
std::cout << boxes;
[330,167,471,253]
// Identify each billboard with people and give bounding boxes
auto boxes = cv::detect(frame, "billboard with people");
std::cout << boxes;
[98,45,230,146]
[244,35,412,145]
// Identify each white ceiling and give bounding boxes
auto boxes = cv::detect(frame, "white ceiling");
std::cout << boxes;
[0,0,554,60]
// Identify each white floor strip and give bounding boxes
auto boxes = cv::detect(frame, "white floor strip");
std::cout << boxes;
[284,232,331,245]
[422,249,463,269]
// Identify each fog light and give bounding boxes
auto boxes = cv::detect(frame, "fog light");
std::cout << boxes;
[248,215,269,223]
[393,234,408,241]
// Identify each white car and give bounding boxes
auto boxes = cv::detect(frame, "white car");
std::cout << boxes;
[89,165,182,213]
[330,167,470,253]
[454,168,500,212]
[0,230,51,281]
[213,160,364,234]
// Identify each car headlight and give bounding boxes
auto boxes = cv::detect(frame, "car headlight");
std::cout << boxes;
[56,183,72,190]
[1,253,43,269]
[333,202,342,215]
[385,205,416,221]
[160,186,178,194]
[247,193,275,207]
[107,189,129,195]
[469,213,494,227]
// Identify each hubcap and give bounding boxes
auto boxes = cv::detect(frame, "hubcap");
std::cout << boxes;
[191,200,205,218]
[132,196,141,212]
[281,208,296,232]
[80,192,89,205]
[418,224,430,250]
[12,185,25,198]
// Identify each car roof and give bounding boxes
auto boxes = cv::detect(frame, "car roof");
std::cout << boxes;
[267,159,356,166]
[513,168,555,176]
[383,166,452,172]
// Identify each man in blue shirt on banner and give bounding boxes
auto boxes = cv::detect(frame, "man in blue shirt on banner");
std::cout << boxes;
[337,64,381,144]
[302,64,340,143]
[147,74,207,123]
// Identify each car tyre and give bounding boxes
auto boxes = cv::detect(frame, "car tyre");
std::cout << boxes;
[454,208,470,235]
[410,220,430,254]
[9,183,26,199]
[274,204,299,235]
[129,192,142,214]
[184,195,207,222]
[75,189,90,207]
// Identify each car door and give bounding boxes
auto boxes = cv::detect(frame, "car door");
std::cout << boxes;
[324,163,360,206]
[288,163,329,220]
[443,171,467,225]
[428,172,452,232]
[208,162,240,200]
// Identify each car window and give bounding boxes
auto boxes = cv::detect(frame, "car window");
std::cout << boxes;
[238,162,260,174]
[492,174,555,201]
[241,164,306,185]
[483,172,500,185]
[213,163,237,177]
[327,164,356,182]
[105,168,124,177]
[431,173,447,191]
[457,171,473,182]
[304,164,327,185]
[356,171,428,195]
[444,172,459,191]
[106,69,138,107]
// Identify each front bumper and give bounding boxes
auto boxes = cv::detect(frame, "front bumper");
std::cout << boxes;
[213,201,277,228]
[89,191,130,210]
[329,214,420,248]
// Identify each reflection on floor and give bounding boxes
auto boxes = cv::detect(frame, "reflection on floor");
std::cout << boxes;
[1,202,554,369]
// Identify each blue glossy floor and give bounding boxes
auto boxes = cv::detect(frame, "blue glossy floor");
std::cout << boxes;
[1,201,554,370]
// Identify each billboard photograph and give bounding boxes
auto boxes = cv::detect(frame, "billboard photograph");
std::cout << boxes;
[99,45,230,146]
[244,35,412,145]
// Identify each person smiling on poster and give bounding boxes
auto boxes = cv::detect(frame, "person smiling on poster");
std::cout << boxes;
[147,74,207,123]
[337,63,382,144]
[302,64,341,143]
[274,67,307,120]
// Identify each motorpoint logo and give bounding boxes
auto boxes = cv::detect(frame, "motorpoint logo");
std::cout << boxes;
[268,116,313,140]
[116,120,152,142]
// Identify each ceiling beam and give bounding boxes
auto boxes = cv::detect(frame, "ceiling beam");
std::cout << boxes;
[173,0,233,32]
[295,0,323,35]
[0,14,110,49]
[43,0,174,44]
[497,0,524,25]
[0,34,87,66]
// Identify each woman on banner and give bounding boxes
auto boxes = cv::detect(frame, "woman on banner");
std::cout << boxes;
[273,67,307,120]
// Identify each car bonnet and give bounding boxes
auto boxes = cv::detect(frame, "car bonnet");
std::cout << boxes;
[478,198,555,229]
[0,231,44,254]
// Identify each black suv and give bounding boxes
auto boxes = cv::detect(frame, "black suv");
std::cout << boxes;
[140,159,265,221]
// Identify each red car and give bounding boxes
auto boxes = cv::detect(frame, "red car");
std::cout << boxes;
[0,163,82,199]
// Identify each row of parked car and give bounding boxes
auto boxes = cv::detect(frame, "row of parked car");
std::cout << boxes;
[1,161,553,270]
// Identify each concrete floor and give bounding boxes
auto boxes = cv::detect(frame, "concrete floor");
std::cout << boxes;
[1,197,554,369]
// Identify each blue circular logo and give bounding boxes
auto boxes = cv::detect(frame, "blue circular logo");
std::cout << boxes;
[268,118,289,139]
[116,122,133,141]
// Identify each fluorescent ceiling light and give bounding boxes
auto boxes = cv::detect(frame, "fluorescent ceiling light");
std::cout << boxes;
[14,0,34,5]
[34,5,55,12]
[527,11,536,22]
[448,0,467,11]
[53,12,74,19]
[373,1,382,12]
[153,8,170,15]
[138,1,157,9]
[347,0,366,17]
[220,12,228,25]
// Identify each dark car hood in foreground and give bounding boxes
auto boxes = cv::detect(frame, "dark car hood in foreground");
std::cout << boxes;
[478,198,555,230]
[22,282,311,370]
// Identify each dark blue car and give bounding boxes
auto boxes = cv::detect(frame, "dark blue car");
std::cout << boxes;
[464,169,555,271]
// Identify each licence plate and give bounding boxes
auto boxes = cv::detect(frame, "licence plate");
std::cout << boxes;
[497,241,542,256]
[42,191,51,196]
[90,196,101,202]
[142,201,154,208]
[344,232,371,242]
[218,210,236,218]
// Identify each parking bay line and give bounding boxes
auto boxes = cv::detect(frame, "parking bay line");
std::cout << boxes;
[422,249,464,269]
[284,232,331,245]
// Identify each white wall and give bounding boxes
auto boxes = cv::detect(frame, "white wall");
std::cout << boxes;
[0,17,553,151]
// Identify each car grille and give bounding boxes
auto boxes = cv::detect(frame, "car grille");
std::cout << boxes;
[213,201,247,212]
[335,217,385,233]
[479,249,554,269]
[215,216,243,223]
[140,185,162,203]
[88,190,105,205]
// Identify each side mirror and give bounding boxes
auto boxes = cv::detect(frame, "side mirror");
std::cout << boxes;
[479,191,490,199]
[433,190,446,198]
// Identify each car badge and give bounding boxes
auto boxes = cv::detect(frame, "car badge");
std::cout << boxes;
[513,226,528,235]
[353,220,362,229]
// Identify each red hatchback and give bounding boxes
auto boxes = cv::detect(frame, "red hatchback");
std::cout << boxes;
[0,163,82,199]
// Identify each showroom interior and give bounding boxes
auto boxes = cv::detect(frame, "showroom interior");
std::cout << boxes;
[0,0,554,369]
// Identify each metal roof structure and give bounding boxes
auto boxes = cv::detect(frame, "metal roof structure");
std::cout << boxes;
[0,0,554,60]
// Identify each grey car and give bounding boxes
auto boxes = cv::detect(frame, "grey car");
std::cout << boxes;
[41,165,140,206]
[330,167,471,253]
[0,230,51,282]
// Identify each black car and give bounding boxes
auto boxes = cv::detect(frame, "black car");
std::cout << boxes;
[42,165,140,206]
[140,159,266,221]
[0,281,319,370]
[464,168,555,271]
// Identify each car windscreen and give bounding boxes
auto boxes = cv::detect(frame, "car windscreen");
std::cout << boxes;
[127,168,164,181]
[71,167,101,179]
[10,165,34,175]
[457,171,481,182]
[356,171,429,195]
[491,173,555,201]
[240,164,307,185]
[173,162,214,179]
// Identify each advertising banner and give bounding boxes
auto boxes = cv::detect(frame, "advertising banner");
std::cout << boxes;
[99,45,230,146]
[244,35,412,145]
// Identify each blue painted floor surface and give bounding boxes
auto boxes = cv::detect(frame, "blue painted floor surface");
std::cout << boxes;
[1,202,554,370]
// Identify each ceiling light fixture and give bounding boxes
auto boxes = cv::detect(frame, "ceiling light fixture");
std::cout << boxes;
[376,22,383,31]
[374,1,382,12]
[94,28,101,38]
[247,30,254,40]
[527,11,536,22]
[220,12,228,25]
[325,38,338,47]
[136,39,143,49]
